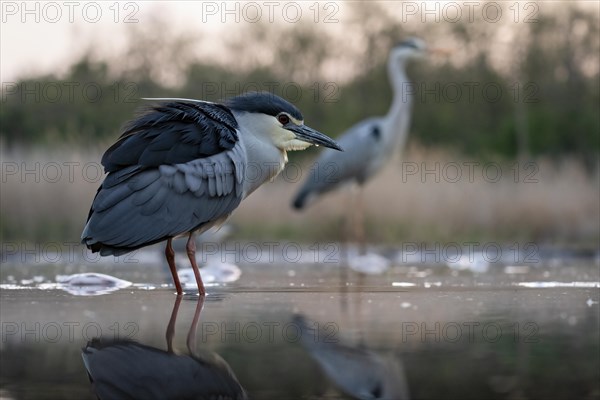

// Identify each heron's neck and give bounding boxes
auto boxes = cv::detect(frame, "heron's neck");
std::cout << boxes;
[234,112,287,198]
[384,57,413,148]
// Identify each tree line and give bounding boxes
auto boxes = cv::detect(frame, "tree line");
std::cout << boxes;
[1,3,598,165]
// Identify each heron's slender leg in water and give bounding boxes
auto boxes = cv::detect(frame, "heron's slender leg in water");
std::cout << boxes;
[186,296,205,352]
[166,239,183,295]
[166,294,183,353]
[186,233,206,295]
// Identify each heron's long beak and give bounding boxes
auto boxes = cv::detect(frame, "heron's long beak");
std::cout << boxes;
[286,124,343,151]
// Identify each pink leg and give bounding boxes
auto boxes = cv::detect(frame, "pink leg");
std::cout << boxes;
[166,294,183,353]
[186,234,206,295]
[186,295,205,352]
[165,238,183,295]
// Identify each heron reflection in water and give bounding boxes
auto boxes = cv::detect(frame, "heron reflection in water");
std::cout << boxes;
[81,296,247,400]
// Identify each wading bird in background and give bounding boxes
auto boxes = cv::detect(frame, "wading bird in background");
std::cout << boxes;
[292,38,440,256]
[81,92,342,295]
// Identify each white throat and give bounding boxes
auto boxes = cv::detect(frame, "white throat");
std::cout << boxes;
[233,112,290,197]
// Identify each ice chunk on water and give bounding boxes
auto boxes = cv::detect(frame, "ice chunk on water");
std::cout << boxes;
[392,282,416,287]
[55,273,132,296]
[179,262,242,286]
[504,265,530,274]
[348,253,391,275]
[446,251,489,273]
[516,281,600,288]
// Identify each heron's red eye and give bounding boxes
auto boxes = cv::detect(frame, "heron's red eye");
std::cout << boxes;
[277,114,290,125]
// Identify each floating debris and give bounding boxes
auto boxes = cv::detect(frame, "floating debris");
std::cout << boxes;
[348,253,391,275]
[504,265,530,274]
[516,281,600,288]
[55,273,132,296]
[0,284,32,290]
[446,252,489,273]
[133,283,157,291]
[408,268,432,278]
[180,262,242,286]
[392,282,416,287]
[586,299,598,307]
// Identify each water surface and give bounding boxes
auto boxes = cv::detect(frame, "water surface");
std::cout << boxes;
[1,247,598,399]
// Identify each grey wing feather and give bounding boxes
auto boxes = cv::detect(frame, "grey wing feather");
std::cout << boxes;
[81,143,246,256]
[82,100,246,255]
[101,101,238,172]
[293,117,384,209]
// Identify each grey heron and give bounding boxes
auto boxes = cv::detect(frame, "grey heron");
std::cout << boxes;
[292,38,436,249]
[294,314,409,400]
[81,92,342,295]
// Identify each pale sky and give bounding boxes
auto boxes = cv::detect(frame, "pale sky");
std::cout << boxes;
[1,2,221,81]
[1,1,597,84]
[1,1,358,82]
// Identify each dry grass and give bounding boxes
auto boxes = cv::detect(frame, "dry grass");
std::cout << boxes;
[1,145,598,246]
[1,147,104,243]
[234,145,600,245]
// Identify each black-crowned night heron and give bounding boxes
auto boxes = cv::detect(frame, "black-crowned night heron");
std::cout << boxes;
[82,296,247,399]
[81,92,342,295]
[83,339,246,399]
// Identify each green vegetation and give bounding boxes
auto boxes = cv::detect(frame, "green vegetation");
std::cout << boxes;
[0,3,598,245]
[1,5,598,163]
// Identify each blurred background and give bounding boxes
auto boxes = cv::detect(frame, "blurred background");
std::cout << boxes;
[1,3,599,399]
[1,0,598,249]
